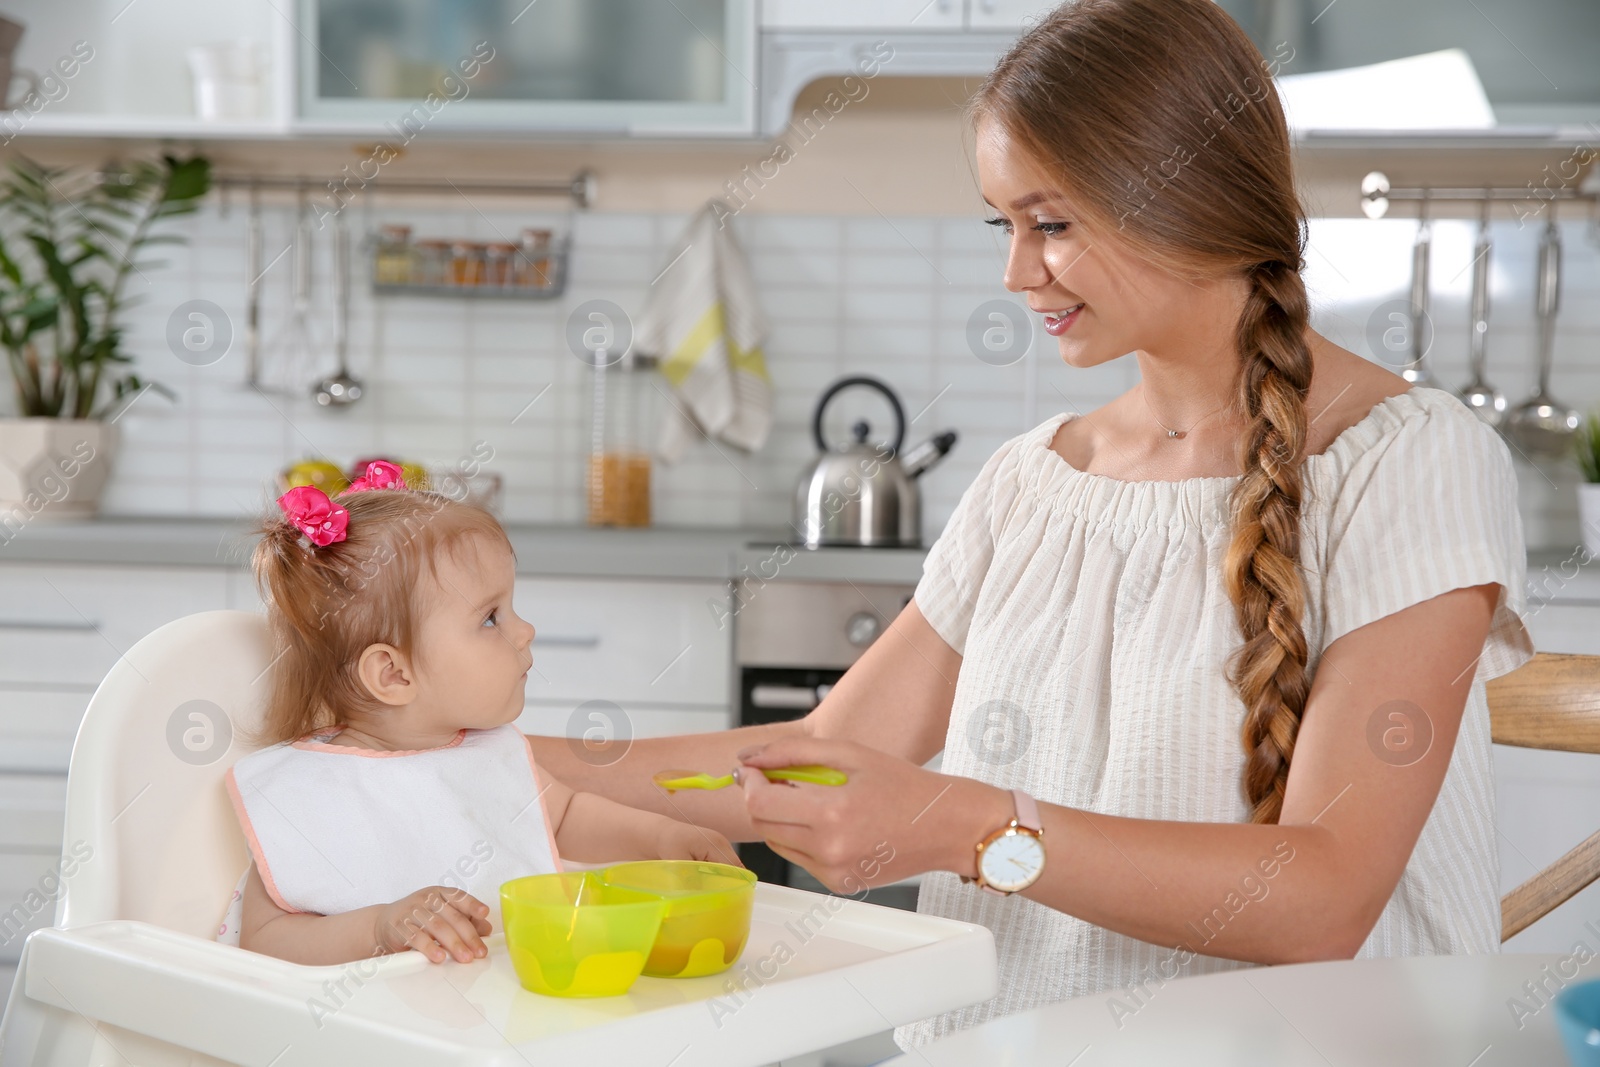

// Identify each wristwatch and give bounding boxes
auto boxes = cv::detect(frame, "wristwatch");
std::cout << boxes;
[961,788,1046,895]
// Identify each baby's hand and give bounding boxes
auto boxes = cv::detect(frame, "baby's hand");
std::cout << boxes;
[374,886,492,964]
[656,820,744,867]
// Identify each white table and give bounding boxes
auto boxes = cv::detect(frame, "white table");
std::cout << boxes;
[883,952,1598,1066]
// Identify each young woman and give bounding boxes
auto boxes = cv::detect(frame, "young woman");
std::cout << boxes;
[532,0,1534,1048]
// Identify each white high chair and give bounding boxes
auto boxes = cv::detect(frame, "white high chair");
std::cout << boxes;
[0,611,996,1067]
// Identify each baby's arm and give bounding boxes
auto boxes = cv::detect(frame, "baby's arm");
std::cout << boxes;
[539,766,740,866]
[238,861,491,966]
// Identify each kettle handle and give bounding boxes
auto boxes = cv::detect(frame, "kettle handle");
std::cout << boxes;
[812,375,906,456]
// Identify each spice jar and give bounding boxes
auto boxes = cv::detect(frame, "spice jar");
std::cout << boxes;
[415,240,452,287]
[450,241,485,287]
[484,242,517,288]
[518,228,553,289]
[374,224,415,285]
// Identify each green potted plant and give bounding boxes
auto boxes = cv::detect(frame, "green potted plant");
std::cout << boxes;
[0,154,210,521]
[1579,410,1600,557]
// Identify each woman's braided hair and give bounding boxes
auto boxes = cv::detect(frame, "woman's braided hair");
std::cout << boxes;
[972,0,1314,823]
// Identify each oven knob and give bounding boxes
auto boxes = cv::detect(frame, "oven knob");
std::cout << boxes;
[845,611,881,647]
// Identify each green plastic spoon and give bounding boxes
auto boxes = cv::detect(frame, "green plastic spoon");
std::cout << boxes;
[652,765,847,792]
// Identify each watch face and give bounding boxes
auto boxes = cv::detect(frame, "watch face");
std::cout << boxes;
[980,829,1045,893]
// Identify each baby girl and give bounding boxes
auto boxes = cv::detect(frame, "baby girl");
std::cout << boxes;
[219,463,735,966]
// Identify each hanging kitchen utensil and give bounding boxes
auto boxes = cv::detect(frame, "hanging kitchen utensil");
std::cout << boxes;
[1506,210,1581,458]
[1457,195,1505,427]
[259,183,318,397]
[244,181,263,391]
[792,375,957,549]
[311,211,363,407]
[1402,190,1436,386]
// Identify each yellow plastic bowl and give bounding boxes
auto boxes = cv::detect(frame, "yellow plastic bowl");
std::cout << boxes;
[500,872,665,997]
[599,861,757,978]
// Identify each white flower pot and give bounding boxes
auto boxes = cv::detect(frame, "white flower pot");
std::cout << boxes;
[1581,482,1600,558]
[0,418,119,523]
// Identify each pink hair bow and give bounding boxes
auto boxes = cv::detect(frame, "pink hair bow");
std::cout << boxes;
[276,486,349,547]
[346,460,405,493]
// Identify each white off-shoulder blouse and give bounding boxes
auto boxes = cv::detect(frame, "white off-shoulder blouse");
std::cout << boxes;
[896,385,1535,1050]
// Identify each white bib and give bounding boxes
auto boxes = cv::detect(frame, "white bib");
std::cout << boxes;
[224,723,562,935]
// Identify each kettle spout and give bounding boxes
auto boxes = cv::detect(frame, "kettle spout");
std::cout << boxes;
[901,431,958,478]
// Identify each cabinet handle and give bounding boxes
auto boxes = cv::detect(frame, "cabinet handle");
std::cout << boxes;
[751,685,824,710]
[533,635,601,648]
[0,620,100,633]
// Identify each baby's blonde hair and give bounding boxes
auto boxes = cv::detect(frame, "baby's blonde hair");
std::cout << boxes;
[248,490,510,748]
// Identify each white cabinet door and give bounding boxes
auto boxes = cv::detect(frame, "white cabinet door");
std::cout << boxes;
[0,564,231,687]
[518,703,730,744]
[516,578,731,709]
[0,688,94,773]
[965,0,1056,28]
[0,773,69,964]
[761,0,964,30]
[1521,602,1600,655]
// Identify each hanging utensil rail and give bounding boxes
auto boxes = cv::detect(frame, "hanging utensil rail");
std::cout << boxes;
[207,169,596,207]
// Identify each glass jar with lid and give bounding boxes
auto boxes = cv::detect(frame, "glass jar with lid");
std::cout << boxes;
[374,224,415,285]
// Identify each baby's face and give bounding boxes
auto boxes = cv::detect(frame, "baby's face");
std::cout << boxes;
[411,534,534,730]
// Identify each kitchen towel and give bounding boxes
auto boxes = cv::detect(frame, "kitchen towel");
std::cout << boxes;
[639,199,772,463]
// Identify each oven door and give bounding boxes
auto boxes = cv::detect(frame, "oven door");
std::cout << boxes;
[736,665,922,911]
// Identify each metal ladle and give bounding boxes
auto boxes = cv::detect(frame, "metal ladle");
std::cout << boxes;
[1402,189,1436,386]
[1458,195,1505,426]
[312,212,363,407]
[1505,210,1580,458]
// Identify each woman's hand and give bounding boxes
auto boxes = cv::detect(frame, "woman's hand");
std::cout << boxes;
[736,736,1009,894]
[374,886,492,964]
[653,817,744,867]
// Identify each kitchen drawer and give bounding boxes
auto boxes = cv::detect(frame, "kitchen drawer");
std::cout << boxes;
[0,687,93,773]
[0,849,75,963]
[518,702,730,743]
[0,772,67,851]
[0,564,231,686]
[516,578,731,708]
[1522,601,1600,656]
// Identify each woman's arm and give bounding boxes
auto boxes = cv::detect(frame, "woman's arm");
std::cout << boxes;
[739,583,1499,965]
[525,599,959,841]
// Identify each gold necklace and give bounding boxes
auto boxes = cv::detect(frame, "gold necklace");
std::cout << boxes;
[1141,388,1229,439]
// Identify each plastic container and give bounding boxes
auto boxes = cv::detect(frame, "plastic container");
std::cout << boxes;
[500,871,665,998]
[600,860,757,978]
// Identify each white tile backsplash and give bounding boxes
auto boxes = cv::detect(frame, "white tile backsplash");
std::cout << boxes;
[50,204,1600,549]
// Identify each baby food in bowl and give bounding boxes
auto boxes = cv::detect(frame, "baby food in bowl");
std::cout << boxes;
[599,860,757,978]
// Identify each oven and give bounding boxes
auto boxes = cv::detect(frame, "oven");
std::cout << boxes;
[734,578,924,911]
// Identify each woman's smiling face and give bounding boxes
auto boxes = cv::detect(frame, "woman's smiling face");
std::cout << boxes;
[975,117,1232,371]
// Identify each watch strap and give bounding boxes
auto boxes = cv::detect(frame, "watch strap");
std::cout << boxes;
[1011,788,1042,833]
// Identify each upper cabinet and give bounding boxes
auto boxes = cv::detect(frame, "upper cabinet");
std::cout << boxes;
[0,0,1593,144]
[1214,0,1600,137]
[298,0,756,136]
[761,0,966,31]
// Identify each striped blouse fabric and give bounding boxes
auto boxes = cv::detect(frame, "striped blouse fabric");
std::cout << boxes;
[894,385,1536,1051]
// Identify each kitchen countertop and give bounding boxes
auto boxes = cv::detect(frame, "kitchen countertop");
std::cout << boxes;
[3,519,1597,596]
[0,517,934,585]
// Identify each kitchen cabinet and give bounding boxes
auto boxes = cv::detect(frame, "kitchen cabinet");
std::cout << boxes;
[760,0,965,30]
[964,0,1059,29]
[298,0,758,136]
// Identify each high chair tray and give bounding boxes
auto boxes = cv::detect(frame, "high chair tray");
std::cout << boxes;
[4,883,997,1067]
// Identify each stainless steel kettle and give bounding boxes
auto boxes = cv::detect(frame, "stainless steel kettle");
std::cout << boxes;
[792,376,957,548]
